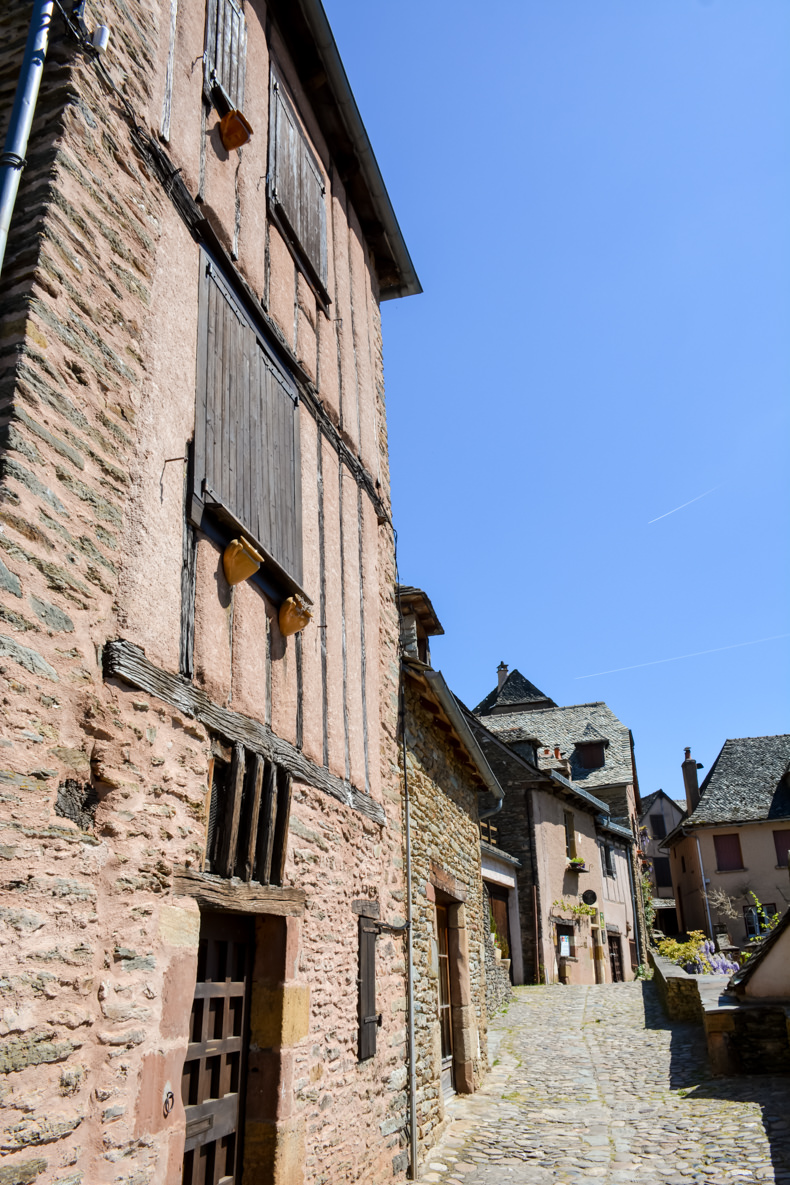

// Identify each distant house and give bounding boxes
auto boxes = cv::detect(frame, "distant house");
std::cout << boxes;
[666,738,790,947]
[638,789,686,935]
[468,666,645,984]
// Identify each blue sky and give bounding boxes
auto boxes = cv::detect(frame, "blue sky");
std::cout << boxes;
[323,0,790,799]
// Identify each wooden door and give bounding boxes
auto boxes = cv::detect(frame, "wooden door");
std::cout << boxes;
[608,934,623,983]
[488,887,511,964]
[181,913,253,1185]
[436,904,454,1097]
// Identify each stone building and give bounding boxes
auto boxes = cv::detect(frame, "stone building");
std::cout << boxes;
[638,788,686,935]
[666,738,790,948]
[468,666,645,984]
[398,587,509,1167]
[0,2,420,1182]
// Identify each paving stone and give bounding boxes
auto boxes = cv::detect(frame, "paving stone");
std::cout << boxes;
[416,983,790,1184]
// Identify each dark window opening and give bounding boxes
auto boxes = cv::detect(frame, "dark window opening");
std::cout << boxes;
[479,819,499,846]
[205,742,292,885]
[773,829,790,868]
[650,813,667,839]
[713,833,744,872]
[268,72,329,304]
[564,811,576,859]
[603,843,616,877]
[681,855,686,873]
[190,253,305,600]
[653,856,672,888]
[577,742,605,770]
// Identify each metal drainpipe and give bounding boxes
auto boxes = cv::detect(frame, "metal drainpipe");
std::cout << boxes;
[399,677,419,1179]
[0,0,55,277]
[695,834,714,937]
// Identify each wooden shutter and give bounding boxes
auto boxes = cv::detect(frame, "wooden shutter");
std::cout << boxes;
[358,917,378,1061]
[713,833,743,872]
[205,744,292,885]
[773,829,790,868]
[269,76,328,293]
[193,255,303,593]
[205,0,247,108]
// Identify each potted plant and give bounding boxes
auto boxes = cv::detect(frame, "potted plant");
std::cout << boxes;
[567,856,587,871]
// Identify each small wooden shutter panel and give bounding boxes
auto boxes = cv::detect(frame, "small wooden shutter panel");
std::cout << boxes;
[193,256,303,591]
[205,0,247,108]
[358,918,378,1061]
[269,77,328,292]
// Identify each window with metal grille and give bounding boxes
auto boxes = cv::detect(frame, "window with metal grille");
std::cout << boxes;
[190,253,305,598]
[268,72,329,303]
[773,829,790,868]
[204,0,247,108]
[650,813,667,839]
[653,856,672,888]
[713,833,744,872]
[205,741,291,885]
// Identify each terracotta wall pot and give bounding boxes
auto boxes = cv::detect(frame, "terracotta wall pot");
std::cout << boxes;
[223,537,263,586]
[279,595,312,637]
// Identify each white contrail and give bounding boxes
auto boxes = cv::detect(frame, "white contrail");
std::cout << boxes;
[648,486,719,524]
[575,633,790,680]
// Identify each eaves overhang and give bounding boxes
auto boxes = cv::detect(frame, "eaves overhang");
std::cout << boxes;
[270,0,421,301]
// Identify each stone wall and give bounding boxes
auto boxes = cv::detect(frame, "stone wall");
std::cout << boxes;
[0,2,410,1183]
[481,890,512,1018]
[401,680,489,1167]
[649,952,704,1022]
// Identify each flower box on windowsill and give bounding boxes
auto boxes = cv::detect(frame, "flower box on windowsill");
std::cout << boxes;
[567,861,588,872]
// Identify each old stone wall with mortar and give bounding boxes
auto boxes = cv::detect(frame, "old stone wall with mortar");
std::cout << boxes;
[0,2,408,1183]
[400,681,489,1167]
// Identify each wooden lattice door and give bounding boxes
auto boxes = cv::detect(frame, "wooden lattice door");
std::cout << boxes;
[182,913,253,1185]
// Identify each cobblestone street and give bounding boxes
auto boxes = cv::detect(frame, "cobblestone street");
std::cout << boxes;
[416,984,790,1185]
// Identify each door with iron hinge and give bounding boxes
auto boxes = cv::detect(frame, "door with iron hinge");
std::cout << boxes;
[181,912,253,1185]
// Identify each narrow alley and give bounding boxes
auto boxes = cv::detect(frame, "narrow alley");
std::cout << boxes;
[417,984,790,1185]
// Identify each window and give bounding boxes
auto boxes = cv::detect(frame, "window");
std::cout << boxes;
[653,856,672,888]
[713,833,744,872]
[681,855,686,873]
[358,916,380,1061]
[564,811,576,859]
[603,843,616,877]
[479,819,499,846]
[577,742,605,770]
[190,254,304,596]
[205,740,291,884]
[204,0,247,108]
[743,902,777,939]
[556,924,575,958]
[773,829,790,868]
[268,72,329,301]
[650,813,667,839]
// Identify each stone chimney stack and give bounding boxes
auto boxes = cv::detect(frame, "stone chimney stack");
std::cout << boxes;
[497,661,508,691]
[682,746,700,813]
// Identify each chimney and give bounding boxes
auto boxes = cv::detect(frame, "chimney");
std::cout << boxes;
[682,746,700,813]
[497,661,508,691]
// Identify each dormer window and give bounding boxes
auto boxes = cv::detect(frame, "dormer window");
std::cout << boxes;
[577,741,606,770]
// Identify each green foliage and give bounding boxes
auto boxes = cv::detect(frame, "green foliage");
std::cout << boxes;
[634,964,654,981]
[656,930,706,966]
[749,892,779,938]
[640,869,656,931]
[490,913,510,960]
[552,898,597,918]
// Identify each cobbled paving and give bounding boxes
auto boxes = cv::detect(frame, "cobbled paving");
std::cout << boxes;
[416,983,790,1185]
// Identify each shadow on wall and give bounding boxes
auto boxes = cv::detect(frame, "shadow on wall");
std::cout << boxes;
[641,986,790,1182]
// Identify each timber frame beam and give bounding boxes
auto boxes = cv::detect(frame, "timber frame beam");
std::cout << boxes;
[103,640,386,826]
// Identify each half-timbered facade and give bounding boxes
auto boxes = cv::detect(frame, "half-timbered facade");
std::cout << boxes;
[0,1,418,1182]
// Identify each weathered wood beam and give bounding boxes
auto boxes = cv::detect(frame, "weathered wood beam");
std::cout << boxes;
[103,640,387,826]
[173,867,306,916]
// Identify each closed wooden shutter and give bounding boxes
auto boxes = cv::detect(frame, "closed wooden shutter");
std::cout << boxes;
[358,917,378,1061]
[205,744,292,885]
[192,255,303,593]
[269,76,328,294]
[713,833,743,872]
[205,0,247,108]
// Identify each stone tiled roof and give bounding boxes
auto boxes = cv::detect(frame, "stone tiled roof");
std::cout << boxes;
[686,735,790,826]
[474,669,556,715]
[480,701,634,791]
[639,790,662,814]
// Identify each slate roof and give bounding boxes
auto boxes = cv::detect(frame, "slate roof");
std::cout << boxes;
[474,669,556,715]
[639,790,662,814]
[684,735,790,827]
[479,701,634,791]
[639,788,686,820]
